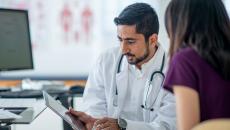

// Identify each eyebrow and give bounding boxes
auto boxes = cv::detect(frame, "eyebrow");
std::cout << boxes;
[117,36,137,41]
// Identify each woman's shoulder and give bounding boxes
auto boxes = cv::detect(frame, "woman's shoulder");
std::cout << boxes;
[172,47,198,61]
[170,47,200,67]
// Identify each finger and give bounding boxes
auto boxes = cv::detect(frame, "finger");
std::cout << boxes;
[86,123,94,130]
[94,117,109,126]
[102,128,110,130]
[68,109,91,122]
[68,107,73,111]
[107,118,117,123]
[78,114,92,123]
[95,124,110,130]
[98,121,111,129]
[69,109,86,117]
[102,117,117,123]
[65,107,73,114]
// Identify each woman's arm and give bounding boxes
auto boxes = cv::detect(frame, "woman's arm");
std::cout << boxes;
[173,86,200,130]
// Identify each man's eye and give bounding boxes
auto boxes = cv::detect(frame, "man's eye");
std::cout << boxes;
[127,40,135,44]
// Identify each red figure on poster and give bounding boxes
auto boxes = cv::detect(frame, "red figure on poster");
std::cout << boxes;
[81,5,93,44]
[60,3,73,43]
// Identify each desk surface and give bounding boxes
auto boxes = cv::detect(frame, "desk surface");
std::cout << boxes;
[0,80,86,88]
[0,99,46,124]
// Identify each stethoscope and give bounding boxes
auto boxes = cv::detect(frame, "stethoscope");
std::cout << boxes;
[113,52,165,112]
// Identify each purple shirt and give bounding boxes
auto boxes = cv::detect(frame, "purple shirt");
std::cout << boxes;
[164,47,230,121]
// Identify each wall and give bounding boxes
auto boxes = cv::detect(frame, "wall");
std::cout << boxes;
[0,0,163,79]
[3,0,230,79]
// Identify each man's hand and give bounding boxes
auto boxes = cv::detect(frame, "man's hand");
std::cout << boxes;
[67,108,97,130]
[93,117,120,130]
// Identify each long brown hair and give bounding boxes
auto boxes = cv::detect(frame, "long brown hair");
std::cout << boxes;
[165,0,230,80]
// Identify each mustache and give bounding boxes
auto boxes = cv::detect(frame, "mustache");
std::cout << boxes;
[123,53,135,57]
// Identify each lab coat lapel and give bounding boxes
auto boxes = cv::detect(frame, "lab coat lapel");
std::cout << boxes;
[115,65,129,115]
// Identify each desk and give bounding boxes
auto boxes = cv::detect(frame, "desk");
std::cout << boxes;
[0,100,44,130]
[0,80,86,88]
[0,80,86,130]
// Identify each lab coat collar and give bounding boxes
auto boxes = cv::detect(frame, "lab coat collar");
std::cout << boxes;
[115,64,129,115]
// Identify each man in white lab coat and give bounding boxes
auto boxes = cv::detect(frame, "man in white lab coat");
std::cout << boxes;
[69,3,176,130]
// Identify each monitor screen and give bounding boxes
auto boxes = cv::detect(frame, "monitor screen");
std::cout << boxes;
[0,8,33,71]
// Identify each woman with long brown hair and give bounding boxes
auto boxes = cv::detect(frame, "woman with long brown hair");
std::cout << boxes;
[163,0,230,130]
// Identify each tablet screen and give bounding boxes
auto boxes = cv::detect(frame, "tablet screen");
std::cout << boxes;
[43,91,85,130]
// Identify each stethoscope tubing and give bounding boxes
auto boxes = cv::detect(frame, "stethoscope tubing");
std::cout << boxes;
[113,53,165,111]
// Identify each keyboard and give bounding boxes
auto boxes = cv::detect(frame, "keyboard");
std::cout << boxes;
[0,90,43,98]
[3,107,27,115]
[0,89,68,98]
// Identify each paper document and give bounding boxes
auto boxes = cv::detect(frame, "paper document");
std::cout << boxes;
[0,109,22,120]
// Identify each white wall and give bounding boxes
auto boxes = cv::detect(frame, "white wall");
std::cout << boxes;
[158,0,170,50]
[1,0,230,79]
[0,0,172,79]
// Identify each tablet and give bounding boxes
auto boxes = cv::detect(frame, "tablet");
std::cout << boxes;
[43,91,85,130]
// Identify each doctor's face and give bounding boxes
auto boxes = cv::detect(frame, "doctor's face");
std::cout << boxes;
[117,25,157,68]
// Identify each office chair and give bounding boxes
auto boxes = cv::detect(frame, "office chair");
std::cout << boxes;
[192,119,230,130]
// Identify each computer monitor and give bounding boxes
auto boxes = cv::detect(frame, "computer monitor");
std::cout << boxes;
[0,8,33,71]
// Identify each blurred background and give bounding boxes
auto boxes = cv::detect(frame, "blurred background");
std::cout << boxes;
[0,1,230,130]
[0,0,229,80]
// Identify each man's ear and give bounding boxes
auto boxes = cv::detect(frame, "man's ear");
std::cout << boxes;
[148,34,158,46]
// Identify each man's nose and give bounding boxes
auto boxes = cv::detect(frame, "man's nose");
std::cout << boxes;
[121,42,129,54]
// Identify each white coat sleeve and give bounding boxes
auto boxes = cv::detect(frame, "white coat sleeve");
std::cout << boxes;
[82,55,108,118]
[125,90,176,130]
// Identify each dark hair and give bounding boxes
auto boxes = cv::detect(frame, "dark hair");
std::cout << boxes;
[165,0,230,80]
[114,3,159,41]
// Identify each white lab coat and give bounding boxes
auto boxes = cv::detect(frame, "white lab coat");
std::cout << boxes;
[82,45,176,130]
